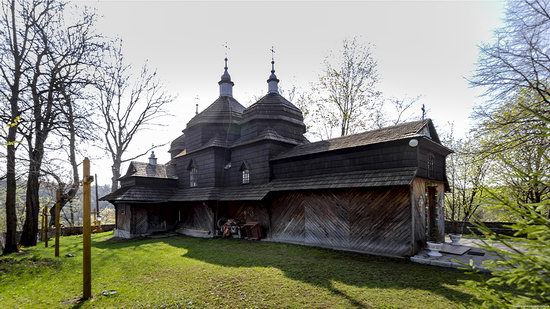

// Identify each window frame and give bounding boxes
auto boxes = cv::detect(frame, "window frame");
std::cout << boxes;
[428,154,435,179]
[242,169,250,184]
[190,167,198,187]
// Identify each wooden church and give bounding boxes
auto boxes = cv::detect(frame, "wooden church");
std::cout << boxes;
[103,58,452,257]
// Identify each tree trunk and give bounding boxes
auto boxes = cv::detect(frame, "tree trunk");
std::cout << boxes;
[19,151,43,246]
[2,0,22,255]
[111,160,121,193]
[3,115,19,254]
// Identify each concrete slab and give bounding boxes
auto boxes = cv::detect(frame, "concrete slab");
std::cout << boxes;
[410,236,506,272]
[440,244,470,255]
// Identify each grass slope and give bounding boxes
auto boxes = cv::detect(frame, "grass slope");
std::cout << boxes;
[0,232,482,308]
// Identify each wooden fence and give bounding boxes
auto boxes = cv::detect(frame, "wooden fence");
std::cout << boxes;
[445,221,515,236]
[0,224,115,251]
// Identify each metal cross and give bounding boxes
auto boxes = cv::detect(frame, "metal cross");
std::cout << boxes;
[421,104,426,120]
[270,46,275,62]
[222,42,230,57]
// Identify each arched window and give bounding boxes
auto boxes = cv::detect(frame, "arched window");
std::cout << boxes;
[240,161,250,185]
[188,160,198,187]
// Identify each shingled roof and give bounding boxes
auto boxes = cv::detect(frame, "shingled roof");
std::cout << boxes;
[100,185,176,202]
[242,93,304,125]
[104,167,417,202]
[272,119,439,161]
[186,96,245,127]
[119,162,177,180]
[269,167,417,191]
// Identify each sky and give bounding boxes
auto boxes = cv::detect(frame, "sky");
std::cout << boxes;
[78,0,506,186]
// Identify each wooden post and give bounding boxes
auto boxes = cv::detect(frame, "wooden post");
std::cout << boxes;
[43,206,48,248]
[54,189,61,257]
[94,173,101,231]
[82,158,92,300]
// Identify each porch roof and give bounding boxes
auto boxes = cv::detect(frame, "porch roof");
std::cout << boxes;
[102,167,418,203]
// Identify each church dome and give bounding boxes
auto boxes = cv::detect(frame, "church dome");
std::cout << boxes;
[240,58,306,143]
[187,96,245,128]
[242,93,304,126]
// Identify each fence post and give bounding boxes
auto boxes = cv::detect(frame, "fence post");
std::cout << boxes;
[43,206,48,247]
[54,189,61,257]
[82,158,92,300]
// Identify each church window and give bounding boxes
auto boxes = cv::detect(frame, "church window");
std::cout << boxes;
[242,169,250,184]
[188,159,198,187]
[190,167,198,187]
[240,161,250,185]
[428,154,435,179]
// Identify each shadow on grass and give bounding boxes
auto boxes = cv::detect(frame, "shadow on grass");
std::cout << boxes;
[93,235,482,307]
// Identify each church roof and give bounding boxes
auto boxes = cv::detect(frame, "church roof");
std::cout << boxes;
[242,93,304,125]
[269,167,418,191]
[272,119,446,161]
[232,127,307,148]
[119,161,177,180]
[169,133,186,154]
[186,96,245,127]
[103,167,418,203]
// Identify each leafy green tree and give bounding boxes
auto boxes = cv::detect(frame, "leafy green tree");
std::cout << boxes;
[466,0,550,306]
[443,127,488,233]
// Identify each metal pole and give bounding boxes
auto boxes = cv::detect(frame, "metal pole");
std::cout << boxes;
[82,158,92,299]
[54,189,61,257]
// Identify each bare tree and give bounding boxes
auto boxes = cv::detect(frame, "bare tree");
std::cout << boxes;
[373,95,422,129]
[0,0,56,254]
[96,42,174,192]
[471,0,549,143]
[311,37,382,138]
[18,2,102,246]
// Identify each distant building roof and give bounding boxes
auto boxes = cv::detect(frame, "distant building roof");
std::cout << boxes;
[272,119,444,161]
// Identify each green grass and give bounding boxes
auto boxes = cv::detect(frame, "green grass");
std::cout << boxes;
[0,232,484,308]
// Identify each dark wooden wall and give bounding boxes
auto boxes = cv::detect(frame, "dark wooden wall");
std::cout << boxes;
[178,202,215,235]
[240,119,305,142]
[416,140,448,182]
[226,141,293,186]
[268,187,413,257]
[174,149,217,188]
[271,141,417,180]
[116,203,131,231]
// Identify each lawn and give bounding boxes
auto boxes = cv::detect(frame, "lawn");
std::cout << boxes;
[0,232,484,308]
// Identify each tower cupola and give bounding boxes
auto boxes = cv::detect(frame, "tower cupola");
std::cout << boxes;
[267,60,279,94]
[149,151,157,165]
[267,47,279,94]
[218,58,234,97]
